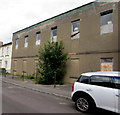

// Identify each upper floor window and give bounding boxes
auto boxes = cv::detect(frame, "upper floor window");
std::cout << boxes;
[5,61,8,68]
[0,60,2,68]
[24,35,28,48]
[36,32,41,45]
[2,48,4,56]
[6,47,9,55]
[51,27,57,42]
[71,20,80,39]
[100,10,113,34]
[15,38,19,49]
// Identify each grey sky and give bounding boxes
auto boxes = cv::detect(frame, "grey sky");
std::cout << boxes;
[0,0,95,44]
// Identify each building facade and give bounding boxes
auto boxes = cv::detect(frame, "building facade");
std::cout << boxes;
[12,1,120,83]
[0,42,12,73]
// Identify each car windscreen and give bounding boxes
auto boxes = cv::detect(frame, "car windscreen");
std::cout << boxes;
[77,75,89,84]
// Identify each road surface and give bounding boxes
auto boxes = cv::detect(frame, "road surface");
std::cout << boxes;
[2,82,118,115]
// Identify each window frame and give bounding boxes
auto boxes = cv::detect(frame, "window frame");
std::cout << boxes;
[100,9,113,34]
[15,38,19,49]
[51,26,57,43]
[90,75,114,88]
[5,61,8,68]
[100,58,113,71]
[77,75,90,84]
[6,47,9,56]
[24,35,28,48]
[36,31,41,45]
[71,19,80,39]
[113,77,120,89]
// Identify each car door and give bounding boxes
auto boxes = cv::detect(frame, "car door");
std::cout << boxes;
[89,75,115,112]
[113,77,120,114]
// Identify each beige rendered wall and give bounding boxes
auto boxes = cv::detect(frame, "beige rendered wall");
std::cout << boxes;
[11,2,119,83]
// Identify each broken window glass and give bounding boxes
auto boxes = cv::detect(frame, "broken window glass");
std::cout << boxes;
[100,10,113,34]
[71,20,80,39]
[51,27,57,42]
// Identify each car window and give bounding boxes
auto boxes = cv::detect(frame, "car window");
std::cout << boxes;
[90,75,113,88]
[77,75,89,84]
[113,77,120,89]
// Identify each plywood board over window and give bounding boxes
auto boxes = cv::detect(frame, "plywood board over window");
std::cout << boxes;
[23,60,27,75]
[69,59,80,78]
[100,58,113,71]
[13,60,17,75]
[34,59,38,75]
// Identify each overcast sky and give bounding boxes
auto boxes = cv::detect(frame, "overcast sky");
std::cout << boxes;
[0,0,96,44]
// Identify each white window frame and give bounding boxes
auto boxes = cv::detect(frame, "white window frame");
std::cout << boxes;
[5,61,8,68]
[36,32,41,45]
[24,36,28,48]
[51,27,57,43]
[6,47,9,55]
[2,48,4,56]
[0,60,2,68]
[15,38,19,49]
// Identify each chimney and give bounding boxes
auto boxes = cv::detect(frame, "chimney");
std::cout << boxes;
[0,42,3,46]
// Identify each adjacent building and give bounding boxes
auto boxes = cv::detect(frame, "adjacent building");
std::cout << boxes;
[12,1,120,83]
[0,42,12,73]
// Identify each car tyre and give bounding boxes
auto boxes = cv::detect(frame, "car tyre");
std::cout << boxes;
[75,96,95,113]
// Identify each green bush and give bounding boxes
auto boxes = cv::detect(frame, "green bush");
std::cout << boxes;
[37,41,68,85]
[21,75,35,80]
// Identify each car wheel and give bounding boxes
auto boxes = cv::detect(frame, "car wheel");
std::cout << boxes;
[75,96,95,113]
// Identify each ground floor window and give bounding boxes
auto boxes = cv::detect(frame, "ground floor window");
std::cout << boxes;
[100,58,113,71]
[0,60,2,68]
[5,61,8,69]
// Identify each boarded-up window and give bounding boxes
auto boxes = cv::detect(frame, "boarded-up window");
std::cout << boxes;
[13,60,17,74]
[34,60,38,74]
[69,59,80,77]
[14,60,17,70]
[100,10,113,34]
[23,60,27,73]
[101,58,113,71]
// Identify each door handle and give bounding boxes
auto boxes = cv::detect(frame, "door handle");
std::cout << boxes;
[86,89,92,92]
[116,94,120,97]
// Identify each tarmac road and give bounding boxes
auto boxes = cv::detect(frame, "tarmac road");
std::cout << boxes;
[2,82,118,115]
[2,82,80,114]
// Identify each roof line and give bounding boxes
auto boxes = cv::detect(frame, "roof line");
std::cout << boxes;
[13,1,101,35]
[1,42,12,47]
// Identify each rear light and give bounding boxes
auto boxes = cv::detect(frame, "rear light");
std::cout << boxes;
[72,83,74,91]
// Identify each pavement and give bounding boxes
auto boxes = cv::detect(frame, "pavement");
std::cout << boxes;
[1,75,72,100]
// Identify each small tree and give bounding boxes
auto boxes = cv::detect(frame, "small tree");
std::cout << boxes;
[37,41,68,85]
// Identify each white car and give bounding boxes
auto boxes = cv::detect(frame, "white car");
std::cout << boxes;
[71,71,120,113]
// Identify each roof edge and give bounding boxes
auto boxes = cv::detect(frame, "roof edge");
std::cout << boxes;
[1,42,12,47]
[13,1,102,35]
